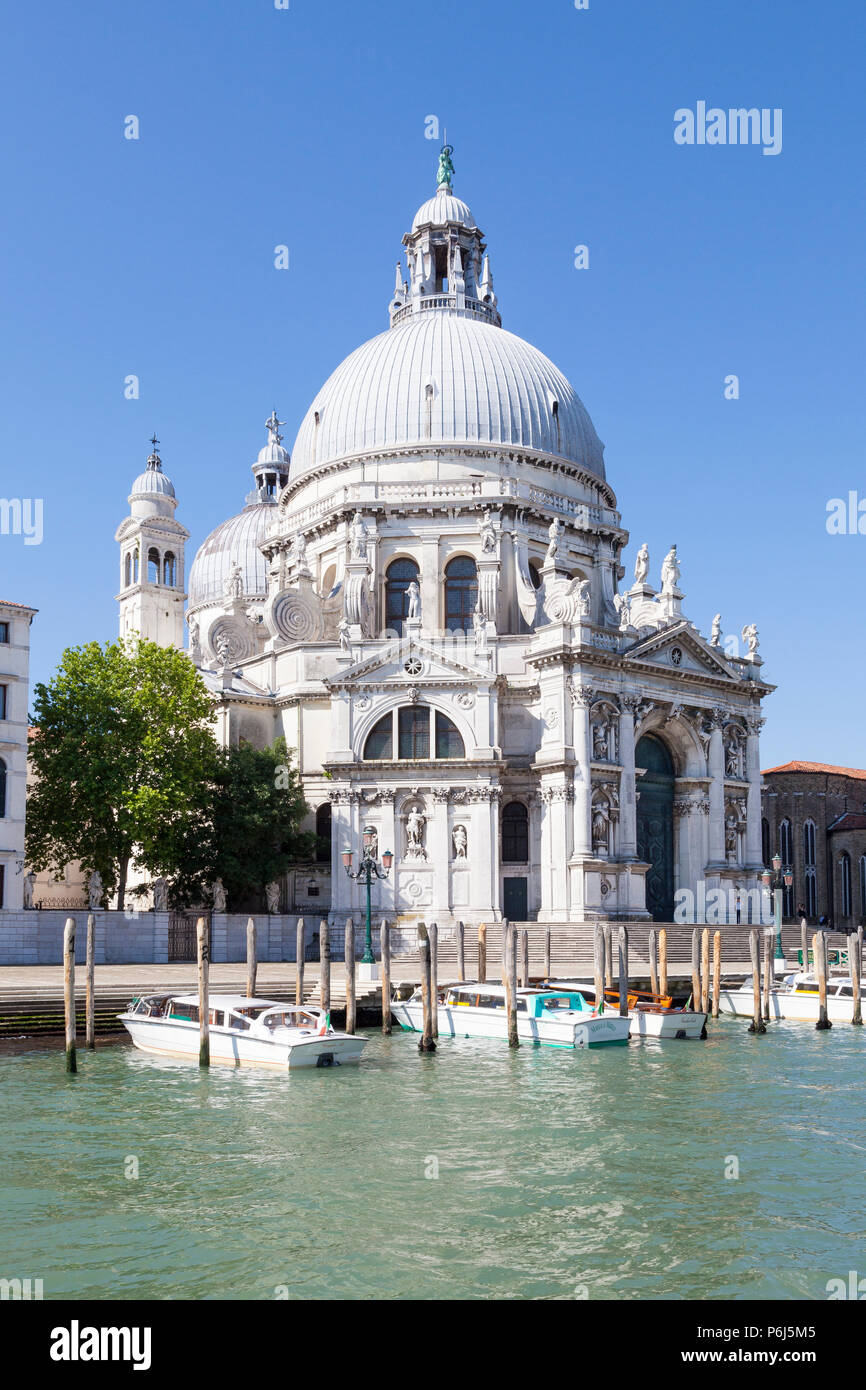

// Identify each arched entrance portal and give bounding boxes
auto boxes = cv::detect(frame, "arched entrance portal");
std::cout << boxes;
[635,734,675,922]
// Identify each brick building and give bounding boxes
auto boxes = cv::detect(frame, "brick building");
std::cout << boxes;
[761,762,866,927]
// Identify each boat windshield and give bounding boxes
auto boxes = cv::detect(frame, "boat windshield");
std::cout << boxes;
[262,1010,320,1031]
[537,993,585,1015]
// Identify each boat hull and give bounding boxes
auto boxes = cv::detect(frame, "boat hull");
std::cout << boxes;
[717,989,860,1024]
[628,1009,706,1039]
[119,1016,367,1068]
[391,1001,629,1047]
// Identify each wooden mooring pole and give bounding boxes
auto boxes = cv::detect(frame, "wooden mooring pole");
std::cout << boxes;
[544,927,551,981]
[478,922,487,982]
[691,929,701,1010]
[593,924,605,1011]
[712,930,722,1019]
[429,921,439,1039]
[85,912,95,1050]
[63,916,76,1073]
[801,917,809,975]
[658,927,668,998]
[380,920,391,1035]
[245,917,257,1000]
[648,928,658,996]
[604,924,613,988]
[345,918,356,1035]
[505,923,519,1049]
[762,931,772,1022]
[617,926,629,1017]
[747,929,765,1033]
[197,916,210,1067]
[296,917,305,1004]
[319,918,331,1018]
[700,928,710,1015]
[417,924,436,1052]
[521,928,530,988]
[456,921,465,982]
[852,926,863,1027]
[814,932,831,1030]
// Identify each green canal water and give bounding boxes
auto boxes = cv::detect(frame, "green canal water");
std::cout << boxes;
[1,1021,863,1301]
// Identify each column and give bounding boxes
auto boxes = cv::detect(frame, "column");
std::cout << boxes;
[328,790,352,916]
[539,780,572,919]
[430,788,451,914]
[744,714,765,868]
[618,698,638,859]
[707,709,726,866]
[421,535,439,633]
[572,682,593,857]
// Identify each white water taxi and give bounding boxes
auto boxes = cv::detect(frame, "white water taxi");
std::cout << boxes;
[717,972,865,1024]
[118,994,368,1068]
[391,982,630,1048]
[546,979,707,1039]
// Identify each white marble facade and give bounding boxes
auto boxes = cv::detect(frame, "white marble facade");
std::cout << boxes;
[116,153,773,926]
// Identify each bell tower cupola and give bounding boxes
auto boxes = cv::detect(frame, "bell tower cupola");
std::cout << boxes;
[115,435,189,649]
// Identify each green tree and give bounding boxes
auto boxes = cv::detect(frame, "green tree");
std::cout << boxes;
[182,737,313,910]
[27,638,218,908]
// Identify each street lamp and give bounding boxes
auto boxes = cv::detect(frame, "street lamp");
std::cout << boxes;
[343,826,393,965]
[762,852,793,969]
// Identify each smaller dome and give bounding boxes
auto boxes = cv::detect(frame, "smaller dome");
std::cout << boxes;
[256,440,290,468]
[188,502,275,608]
[412,187,474,232]
[130,466,175,499]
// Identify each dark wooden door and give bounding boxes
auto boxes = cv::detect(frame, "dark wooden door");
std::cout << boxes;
[635,735,675,922]
[503,877,528,921]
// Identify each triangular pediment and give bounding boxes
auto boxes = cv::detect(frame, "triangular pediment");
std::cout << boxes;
[325,636,491,691]
[624,623,742,681]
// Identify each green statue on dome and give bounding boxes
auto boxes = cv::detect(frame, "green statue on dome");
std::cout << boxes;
[436,144,455,188]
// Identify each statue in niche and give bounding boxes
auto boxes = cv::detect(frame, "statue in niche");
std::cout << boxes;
[546,516,562,562]
[452,824,468,860]
[406,580,421,620]
[350,511,368,560]
[152,877,168,912]
[660,544,680,594]
[725,815,739,860]
[405,807,427,860]
[479,510,496,553]
[225,562,244,599]
[634,542,649,584]
[592,803,610,854]
[613,593,631,631]
[741,623,760,656]
[710,614,722,646]
[87,870,103,911]
[212,878,227,912]
[338,617,351,652]
[725,742,740,778]
[289,531,308,571]
[265,881,280,915]
[592,721,610,760]
[473,605,487,651]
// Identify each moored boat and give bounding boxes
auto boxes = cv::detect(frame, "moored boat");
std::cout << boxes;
[118,993,368,1068]
[717,971,865,1024]
[391,981,630,1048]
[545,978,707,1039]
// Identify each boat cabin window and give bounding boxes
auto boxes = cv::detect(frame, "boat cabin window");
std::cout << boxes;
[795,983,818,994]
[837,985,853,997]
[540,995,576,1012]
[208,1009,224,1027]
[228,1012,252,1031]
[446,990,476,1006]
[475,993,505,1009]
[169,1002,199,1022]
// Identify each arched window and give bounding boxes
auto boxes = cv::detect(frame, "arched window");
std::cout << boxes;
[840,852,852,919]
[779,819,794,914]
[528,561,542,591]
[444,556,478,632]
[804,818,817,916]
[124,552,132,587]
[860,856,866,918]
[0,757,6,818]
[804,820,816,866]
[163,552,177,587]
[502,801,529,863]
[315,802,332,864]
[362,706,465,761]
[385,559,419,637]
[132,549,139,583]
[147,547,160,584]
[761,818,771,867]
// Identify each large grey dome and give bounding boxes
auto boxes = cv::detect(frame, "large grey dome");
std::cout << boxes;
[290,311,605,479]
[188,502,274,608]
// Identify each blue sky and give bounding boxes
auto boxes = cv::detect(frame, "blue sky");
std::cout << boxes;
[1,0,863,768]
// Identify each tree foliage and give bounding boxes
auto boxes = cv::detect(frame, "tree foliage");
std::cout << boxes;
[27,638,217,908]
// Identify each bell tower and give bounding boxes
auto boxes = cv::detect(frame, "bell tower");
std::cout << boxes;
[115,436,189,649]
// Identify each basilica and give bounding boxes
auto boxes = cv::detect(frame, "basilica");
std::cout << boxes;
[115,148,773,928]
